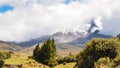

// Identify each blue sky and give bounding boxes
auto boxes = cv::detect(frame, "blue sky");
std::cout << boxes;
[0,5,13,13]
[64,0,79,4]
[64,0,71,4]
[0,0,78,13]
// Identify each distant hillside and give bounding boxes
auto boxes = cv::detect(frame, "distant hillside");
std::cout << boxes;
[0,41,22,51]
[19,43,82,56]
[56,43,82,56]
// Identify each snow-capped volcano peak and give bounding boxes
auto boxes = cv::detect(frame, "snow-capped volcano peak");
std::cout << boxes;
[14,18,111,47]
[60,17,103,36]
[60,24,90,36]
[88,17,103,33]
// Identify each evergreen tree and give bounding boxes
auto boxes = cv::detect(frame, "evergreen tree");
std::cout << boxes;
[33,39,57,67]
[33,44,40,60]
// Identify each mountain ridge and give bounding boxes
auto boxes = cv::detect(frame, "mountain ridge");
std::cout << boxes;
[12,18,111,47]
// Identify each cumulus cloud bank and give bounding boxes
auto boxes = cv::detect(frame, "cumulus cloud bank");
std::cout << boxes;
[0,0,120,42]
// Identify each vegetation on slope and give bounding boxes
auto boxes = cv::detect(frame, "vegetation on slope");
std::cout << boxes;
[4,52,49,68]
[75,38,120,68]
[57,52,77,64]
[55,62,76,68]
[0,51,12,68]
[33,39,78,67]
[1,37,120,68]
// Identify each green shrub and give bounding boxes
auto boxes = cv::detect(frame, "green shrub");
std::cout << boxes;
[0,60,4,68]
[8,51,14,54]
[28,56,33,59]
[112,54,120,67]
[0,51,12,68]
[57,56,64,64]
[63,62,66,65]
[0,52,11,60]
[95,57,113,68]
[64,55,76,63]
[75,38,120,68]
[57,55,76,64]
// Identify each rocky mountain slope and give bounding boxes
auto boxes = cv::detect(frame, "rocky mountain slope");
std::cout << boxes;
[14,18,112,47]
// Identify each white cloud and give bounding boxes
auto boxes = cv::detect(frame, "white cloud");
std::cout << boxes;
[0,0,120,42]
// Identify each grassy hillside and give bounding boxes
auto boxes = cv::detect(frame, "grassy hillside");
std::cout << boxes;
[4,52,76,68]
[0,42,80,68]
[55,63,76,68]
[4,52,49,68]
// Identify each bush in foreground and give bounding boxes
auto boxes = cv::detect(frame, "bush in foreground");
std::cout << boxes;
[112,54,120,67]
[95,57,113,68]
[57,54,76,64]
[75,38,120,68]
[0,51,12,68]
